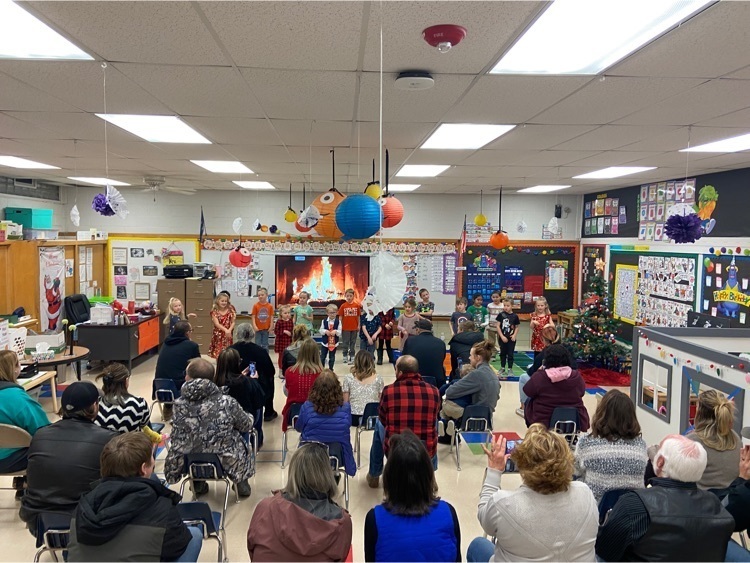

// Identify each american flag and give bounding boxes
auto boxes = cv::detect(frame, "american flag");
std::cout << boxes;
[459,214,467,255]
[199,206,207,245]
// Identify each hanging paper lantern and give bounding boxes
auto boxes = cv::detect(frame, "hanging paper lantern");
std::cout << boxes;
[380,195,404,228]
[665,212,702,244]
[311,189,345,238]
[229,247,252,268]
[336,194,381,239]
[474,213,487,227]
[489,231,509,250]
[269,225,278,234]
[284,208,297,222]
[365,181,382,200]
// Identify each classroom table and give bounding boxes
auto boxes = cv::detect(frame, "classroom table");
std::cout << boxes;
[23,346,90,383]
[18,371,58,413]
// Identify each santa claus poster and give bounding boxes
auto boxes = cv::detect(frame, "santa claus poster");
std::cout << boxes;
[39,247,65,332]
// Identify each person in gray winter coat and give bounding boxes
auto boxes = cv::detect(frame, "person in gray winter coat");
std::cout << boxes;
[164,358,254,496]
[444,340,500,424]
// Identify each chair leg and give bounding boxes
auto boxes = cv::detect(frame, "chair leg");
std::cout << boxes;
[281,431,288,468]
[344,474,349,511]
[455,432,462,471]
[33,547,45,563]
[355,430,361,469]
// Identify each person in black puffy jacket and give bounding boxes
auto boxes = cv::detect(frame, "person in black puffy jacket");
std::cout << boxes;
[447,321,485,380]
[154,321,200,400]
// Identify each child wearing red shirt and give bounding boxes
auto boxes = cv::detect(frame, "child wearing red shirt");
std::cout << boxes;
[338,288,361,365]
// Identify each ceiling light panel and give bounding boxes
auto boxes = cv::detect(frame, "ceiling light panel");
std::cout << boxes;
[420,124,516,150]
[68,177,130,186]
[0,0,93,60]
[96,114,211,144]
[233,181,276,190]
[573,166,656,179]
[387,184,421,192]
[396,165,450,177]
[191,160,253,173]
[491,0,712,75]
[680,132,750,153]
[517,185,571,193]
[0,156,59,169]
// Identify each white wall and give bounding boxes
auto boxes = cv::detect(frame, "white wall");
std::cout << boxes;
[59,186,583,241]
[0,193,68,230]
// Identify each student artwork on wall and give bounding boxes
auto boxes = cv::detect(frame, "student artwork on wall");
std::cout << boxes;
[702,254,750,327]
[581,245,606,296]
[614,264,638,324]
[581,189,636,238]
[636,255,696,327]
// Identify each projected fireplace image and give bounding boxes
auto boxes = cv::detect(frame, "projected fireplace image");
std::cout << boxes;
[276,256,370,305]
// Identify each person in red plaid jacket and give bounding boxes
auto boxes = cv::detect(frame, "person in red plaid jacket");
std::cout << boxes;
[366,355,441,488]
[377,308,396,366]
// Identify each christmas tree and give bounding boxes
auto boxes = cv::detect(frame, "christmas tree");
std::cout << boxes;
[565,266,626,367]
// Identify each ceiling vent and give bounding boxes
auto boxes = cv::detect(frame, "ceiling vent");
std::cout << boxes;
[395,71,435,91]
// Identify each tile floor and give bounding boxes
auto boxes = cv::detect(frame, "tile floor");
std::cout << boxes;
[0,345,605,562]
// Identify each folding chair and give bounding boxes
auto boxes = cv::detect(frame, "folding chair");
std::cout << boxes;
[355,402,379,469]
[452,404,492,471]
[550,407,580,447]
[598,488,631,525]
[281,403,303,468]
[0,424,31,496]
[150,379,179,421]
[178,501,226,563]
[33,513,71,563]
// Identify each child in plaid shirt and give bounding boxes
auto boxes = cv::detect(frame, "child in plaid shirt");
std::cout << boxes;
[273,306,294,370]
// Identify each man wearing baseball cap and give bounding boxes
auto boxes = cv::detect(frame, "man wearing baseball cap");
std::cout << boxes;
[402,318,447,388]
[20,381,116,533]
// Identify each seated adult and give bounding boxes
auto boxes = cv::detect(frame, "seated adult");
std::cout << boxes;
[281,337,323,432]
[154,320,200,409]
[517,325,560,417]
[447,321,485,379]
[216,347,265,449]
[366,355,441,488]
[20,382,116,532]
[402,318,447,388]
[295,370,356,477]
[715,442,750,560]
[468,424,598,562]
[365,429,460,562]
[67,432,201,562]
[574,389,647,502]
[247,442,352,562]
[523,344,589,432]
[442,340,500,435]
[281,325,311,374]
[230,323,277,422]
[164,358,253,497]
[94,362,150,434]
[0,350,50,497]
[687,389,741,490]
[596,434,734,562]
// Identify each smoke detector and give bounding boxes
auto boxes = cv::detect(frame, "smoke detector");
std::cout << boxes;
[423,24,467,53]
[395,71,435,91]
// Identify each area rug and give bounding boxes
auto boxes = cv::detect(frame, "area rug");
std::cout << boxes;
[579,367,630,387]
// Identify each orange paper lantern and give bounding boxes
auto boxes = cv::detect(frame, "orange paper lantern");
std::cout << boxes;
[490,231,509,249]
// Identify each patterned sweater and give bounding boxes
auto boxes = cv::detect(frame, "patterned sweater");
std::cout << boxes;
[574,434,648,502]
[95,395,150,434]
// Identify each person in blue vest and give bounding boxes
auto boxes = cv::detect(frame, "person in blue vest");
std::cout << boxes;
[364,429,460,562]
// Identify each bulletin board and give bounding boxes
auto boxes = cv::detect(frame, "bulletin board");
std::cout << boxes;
[107,237,199,302]
[581,245,606,297]
[701,254,750,327]
[582,186,639,239]
[460,243,579,314]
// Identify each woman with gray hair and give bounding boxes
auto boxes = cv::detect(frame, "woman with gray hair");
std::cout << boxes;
[230,322,278,422]
[247,442,352,561]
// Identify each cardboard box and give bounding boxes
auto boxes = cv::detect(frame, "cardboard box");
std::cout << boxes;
[90,306,114,324]
[25,331,66,354]
[4,207,53,229]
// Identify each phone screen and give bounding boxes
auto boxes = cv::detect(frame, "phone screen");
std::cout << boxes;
[504,439,523,473]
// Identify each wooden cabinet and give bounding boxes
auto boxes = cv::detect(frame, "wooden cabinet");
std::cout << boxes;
[155,278,216,354]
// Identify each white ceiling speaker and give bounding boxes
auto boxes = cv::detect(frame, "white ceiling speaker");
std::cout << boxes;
[395,71,434,91]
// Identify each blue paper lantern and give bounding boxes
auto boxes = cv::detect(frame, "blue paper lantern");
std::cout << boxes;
[336,194,381,239]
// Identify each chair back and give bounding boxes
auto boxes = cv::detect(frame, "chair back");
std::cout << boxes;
[598,488,631,524]
[35,513,72,549]
[326,441,345,471]
[287,402,303,428]
[359,402,379,430]
[550,407,579,434]
[152,378,178,402]
[422,376,437,387]
[184,453,227,480]
[462,404,492,431]
[177,501,218,534]
[0,423,32,449]
[63,294,91,325]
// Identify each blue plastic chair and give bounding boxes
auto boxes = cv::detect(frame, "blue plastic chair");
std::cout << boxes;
[453,404,492,471]
[150,379,179,421]
[355,402,380,469]
[33,513,71,562]
[178,501,225,562]
[281,402,303,468]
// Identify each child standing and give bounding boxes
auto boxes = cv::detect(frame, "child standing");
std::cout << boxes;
[209,292,235,358]
[162,297,196,334]
[377,307,396,365]
[397,298,420,351]
[338,289,361,364]
[251,288,274,351]
[530,296,555,359]
[293,291,314,331]
[359,306,381,356]
[485,291,504,352]
[319,304,341,370]
[497,298,520,377]
[416,288,435,319]
[467,293,488,329]
[273,306,294,370]
[450,297,471,335]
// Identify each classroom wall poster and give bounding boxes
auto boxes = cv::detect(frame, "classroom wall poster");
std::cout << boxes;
[442,253,457,295]
[39,247,65,332]
[702,255,750,327]
[614,264,639,324]
[544,260,568,290]
[466,253,502,302]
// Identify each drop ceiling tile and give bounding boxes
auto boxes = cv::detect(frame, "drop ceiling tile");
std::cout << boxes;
[488,124,598,151]
[271,120,351,148]
[0,72,79,113]
[567,151,661,168]
[618,125,749,152]
[551,125,681,151]
[695,107,750,128]
[187,117,280,146]
[460,149,538,166]
[3,112,106,141]
[515,150,601,167]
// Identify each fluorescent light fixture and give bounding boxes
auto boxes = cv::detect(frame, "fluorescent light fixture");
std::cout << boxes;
[517,185,571,193]
[396,165,450,177]
[680,132,750,153]
[0,0,93,60]
[387,184,421,192]
[491,0,712,75]
[68,177,130,186]
[574,166,656,179]
[233,181,276,190]
[0,156,59,169]
[96,114,211,144]
[420,124,516,150]
[191,160,254,173]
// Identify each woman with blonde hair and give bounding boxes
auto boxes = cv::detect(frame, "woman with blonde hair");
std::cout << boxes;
[342,350,384,426]
[281,337,322,432]
[247,442,352,562]
[281,324,311,374]
[468,424,598,562]
[686,389,741,489]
